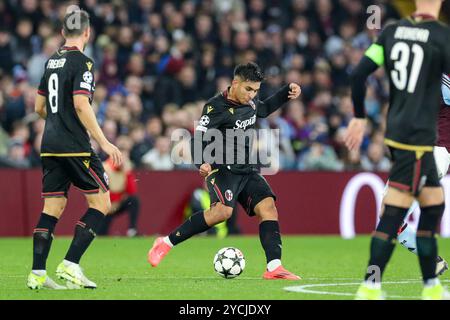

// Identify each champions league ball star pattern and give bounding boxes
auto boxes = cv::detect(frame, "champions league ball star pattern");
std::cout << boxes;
[213,247,245,279]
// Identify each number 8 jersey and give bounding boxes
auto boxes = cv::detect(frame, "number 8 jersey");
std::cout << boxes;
[364,14,450,147]
[37,45,95,156]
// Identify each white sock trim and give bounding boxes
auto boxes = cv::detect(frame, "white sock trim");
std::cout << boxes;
[424,278,440,288]
[163,236,173,248]
[63,259,78,267]
[267,259,281,272]
[32,270,46,276]
[364,280,381,290]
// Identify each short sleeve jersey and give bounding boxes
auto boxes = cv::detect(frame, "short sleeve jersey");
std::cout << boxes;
[364,16,450,146]
[38,46,95,155]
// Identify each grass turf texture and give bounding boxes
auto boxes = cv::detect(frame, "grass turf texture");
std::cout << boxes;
[1,236,449,300]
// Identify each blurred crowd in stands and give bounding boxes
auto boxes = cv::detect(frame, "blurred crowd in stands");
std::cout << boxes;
[0,0,404,171]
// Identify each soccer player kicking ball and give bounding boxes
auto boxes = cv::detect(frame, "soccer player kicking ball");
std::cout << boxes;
[345,0,450,300]
[27,9,123,290]
[148,62,302,280]
[396,74,450,277]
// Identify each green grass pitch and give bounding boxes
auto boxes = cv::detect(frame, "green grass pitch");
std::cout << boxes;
[1,236,449,300]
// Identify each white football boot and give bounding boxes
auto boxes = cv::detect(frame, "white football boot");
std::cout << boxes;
[56,260,97,289]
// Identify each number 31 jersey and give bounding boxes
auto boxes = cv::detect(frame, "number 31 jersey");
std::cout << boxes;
[37,46,95,155]
[365,15,450,147]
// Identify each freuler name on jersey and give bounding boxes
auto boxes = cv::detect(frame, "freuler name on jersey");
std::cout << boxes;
[47,58,67,69]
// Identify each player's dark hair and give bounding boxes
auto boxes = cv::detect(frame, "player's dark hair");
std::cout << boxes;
[233,62,265,82]
[62,9,90,37]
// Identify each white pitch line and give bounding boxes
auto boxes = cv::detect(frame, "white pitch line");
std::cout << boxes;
[284,281,424,299]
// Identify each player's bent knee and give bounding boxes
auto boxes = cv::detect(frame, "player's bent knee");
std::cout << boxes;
[221,207,233,221]
[86,191,111,215]
[211,203,233,223]
[259,208,278,221]
[43,198,67,218]
[254,197,278,220]
[418,187,445,207]
[384,187,414,208]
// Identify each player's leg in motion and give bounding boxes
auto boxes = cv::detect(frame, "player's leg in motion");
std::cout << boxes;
[254,197,300,280]
[56,190,111,289]
[27,197,67,290]
[356,187,412,300]
[397,145,450,276]
[381,181,420,254]
[416,187,449,300]
[397,201,448,276]
[148,202,232,267]
[148,168,238,267]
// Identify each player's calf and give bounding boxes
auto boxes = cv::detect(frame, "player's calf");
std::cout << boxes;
[148,204,234,267]
[32,213,59,271]
[64,208,105,264]
[416,203,445,285]
[364,205,409,283]
[168,207,216,246]
[254,198,298,279]
[397,222,448,276]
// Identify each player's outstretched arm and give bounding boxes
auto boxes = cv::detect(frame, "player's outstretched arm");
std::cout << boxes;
[34,94,47,119]
[74,94,123,166]
[257,83,301,118]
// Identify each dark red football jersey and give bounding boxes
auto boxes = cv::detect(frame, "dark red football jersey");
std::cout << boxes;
[437,74,450,151]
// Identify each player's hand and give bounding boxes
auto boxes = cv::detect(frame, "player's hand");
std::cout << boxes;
[288,83,301,99]
[344,118,367,151]
[199,163,212,178]
[101,142,123,167]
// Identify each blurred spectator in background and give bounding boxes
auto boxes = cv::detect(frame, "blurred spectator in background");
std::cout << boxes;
[27,36,59,86]
[99,135,140,237]
[0,27,14,75]
[0,138,30,168]
[0,0,407,172]
[11,18,34,66]
[361,142,391,172]
[342,148,363,171]
[301,141,343,171]
[142,135,174,170]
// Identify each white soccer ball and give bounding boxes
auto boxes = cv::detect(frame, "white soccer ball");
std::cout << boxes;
[213,247,245,279]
